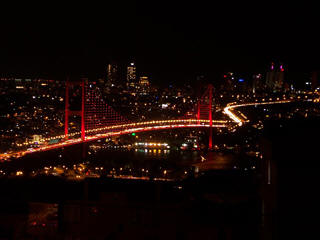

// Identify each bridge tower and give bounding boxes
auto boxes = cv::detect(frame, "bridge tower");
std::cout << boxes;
[65,78,87,141]
[208,84,213,150]
[197,84,214,150]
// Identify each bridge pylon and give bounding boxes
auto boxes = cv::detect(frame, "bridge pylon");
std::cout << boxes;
[65,78,87,141]
[197,84,214,150]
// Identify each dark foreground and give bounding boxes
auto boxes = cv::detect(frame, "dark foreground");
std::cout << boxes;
[0,169,259,239]
[1,118,320,239]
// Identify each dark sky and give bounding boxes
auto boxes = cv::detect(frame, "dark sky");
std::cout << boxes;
[0,2,319,85]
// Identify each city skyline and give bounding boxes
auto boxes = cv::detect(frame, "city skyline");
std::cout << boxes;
[1,2,319,85]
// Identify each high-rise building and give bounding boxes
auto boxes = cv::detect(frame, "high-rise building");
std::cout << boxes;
[138,76,150,95]
[266,62,285,91]
[139,76,149,86]
[107,63,118,87]
[127,62,136,89]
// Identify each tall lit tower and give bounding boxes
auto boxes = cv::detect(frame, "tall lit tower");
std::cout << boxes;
[266,62,285,91]
[127,62,136,88]
[107,63,118,86]
[276,63,285,89]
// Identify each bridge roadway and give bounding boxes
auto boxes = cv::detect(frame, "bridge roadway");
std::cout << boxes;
[0,99,294,160]
[223,99,292,125]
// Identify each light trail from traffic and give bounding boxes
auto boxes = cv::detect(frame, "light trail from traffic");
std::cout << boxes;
[0,99,296,160]
[223,100,292,125]
[1,121,227,160]
[18,119,229,146]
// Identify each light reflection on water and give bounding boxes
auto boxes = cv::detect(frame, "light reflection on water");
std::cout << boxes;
[87,149,238,176]
[1,146,240,180]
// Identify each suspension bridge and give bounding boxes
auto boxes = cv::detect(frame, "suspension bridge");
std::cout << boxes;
[0,79,294,160]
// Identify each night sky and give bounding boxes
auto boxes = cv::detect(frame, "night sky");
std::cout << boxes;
[1,2,319,85]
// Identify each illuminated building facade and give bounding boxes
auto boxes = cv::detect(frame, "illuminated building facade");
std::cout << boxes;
[139,76,149,86]
[138,76,150,95]
[127,62,137,89]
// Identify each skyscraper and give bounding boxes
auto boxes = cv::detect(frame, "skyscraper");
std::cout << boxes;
[127,62,136,89]
[139,76,150,95]
[266,62,284,92]
[107,63,118,87]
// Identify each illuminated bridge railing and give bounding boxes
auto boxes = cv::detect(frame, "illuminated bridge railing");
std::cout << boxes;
[3,119,230,159]
[35,119,229,144]
[85,119,229,135]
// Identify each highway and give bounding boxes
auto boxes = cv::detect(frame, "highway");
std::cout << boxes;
[223,99,292,126]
